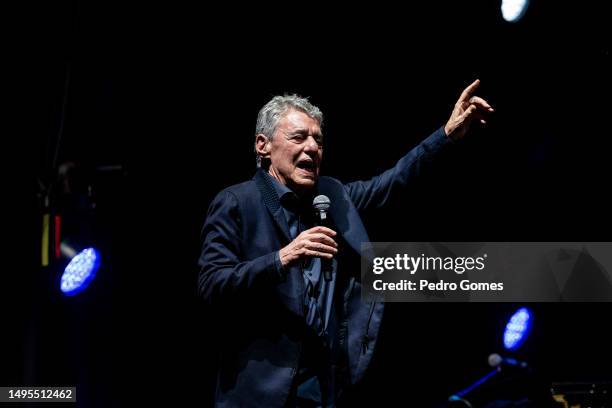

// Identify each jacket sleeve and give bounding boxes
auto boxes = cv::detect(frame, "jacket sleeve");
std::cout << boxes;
[198,190,284,305]
[344,127,451,212]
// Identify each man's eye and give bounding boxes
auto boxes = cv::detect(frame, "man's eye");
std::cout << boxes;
[289,133,323,145]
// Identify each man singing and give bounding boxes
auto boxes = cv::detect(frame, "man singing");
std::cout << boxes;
[198,81,493,407]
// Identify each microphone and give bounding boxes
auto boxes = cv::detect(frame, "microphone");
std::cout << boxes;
[312,195,333,282]
[488,353,529,369]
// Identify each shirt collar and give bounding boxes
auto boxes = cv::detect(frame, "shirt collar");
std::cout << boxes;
[264,172,314,212]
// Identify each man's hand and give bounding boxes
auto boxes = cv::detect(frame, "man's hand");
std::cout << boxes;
[444,79,494,142]
[278,226,338,269]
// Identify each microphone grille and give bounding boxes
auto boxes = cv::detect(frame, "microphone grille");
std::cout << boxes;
[313,195,331,211]
[488,353,503,368]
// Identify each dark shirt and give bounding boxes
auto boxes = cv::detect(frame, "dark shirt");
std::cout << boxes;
[266,173,338,407]
[268,174,336,337]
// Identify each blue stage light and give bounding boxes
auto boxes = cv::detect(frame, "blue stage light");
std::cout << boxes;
[60,248,101,296]
[503,307,532,350]
[501,0,530,22]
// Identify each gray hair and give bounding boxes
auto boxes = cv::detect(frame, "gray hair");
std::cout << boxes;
[254,94,324,168]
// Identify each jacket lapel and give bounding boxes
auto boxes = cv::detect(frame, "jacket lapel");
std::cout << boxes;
[253,169,292,244]
[253,170,304,317]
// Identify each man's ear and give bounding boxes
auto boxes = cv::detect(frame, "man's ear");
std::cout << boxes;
[255,134,271,160]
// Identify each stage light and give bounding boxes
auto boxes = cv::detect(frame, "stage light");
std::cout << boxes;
[501,0,529,22]
[449,306,534,403]
[503,307,532,351]
[59,246,101,296]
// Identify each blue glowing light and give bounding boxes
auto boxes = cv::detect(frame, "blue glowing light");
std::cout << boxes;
[60,248,101,296]
[503,307,532,350]
[501,0,530,23]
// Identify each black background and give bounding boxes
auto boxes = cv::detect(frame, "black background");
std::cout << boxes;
[9,1,611,406]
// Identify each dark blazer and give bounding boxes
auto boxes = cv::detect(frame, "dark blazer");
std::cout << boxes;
[198,127,450,407]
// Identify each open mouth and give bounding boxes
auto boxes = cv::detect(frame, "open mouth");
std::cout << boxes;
[296,159,316,175]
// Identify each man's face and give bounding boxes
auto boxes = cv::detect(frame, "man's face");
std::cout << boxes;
[267,109,323,194]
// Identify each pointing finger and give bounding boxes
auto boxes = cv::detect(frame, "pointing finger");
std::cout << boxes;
[458,79,481,103]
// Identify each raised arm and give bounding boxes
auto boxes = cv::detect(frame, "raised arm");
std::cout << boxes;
[345,79,494,212]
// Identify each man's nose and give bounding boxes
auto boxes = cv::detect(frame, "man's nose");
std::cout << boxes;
[303,135,319,153]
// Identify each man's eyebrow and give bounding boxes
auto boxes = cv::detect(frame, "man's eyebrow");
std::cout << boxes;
[286,128,323,138]
[288,128,308,134]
